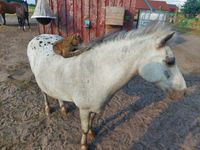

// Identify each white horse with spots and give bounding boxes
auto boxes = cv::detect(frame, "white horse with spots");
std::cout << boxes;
[27,25,186,149]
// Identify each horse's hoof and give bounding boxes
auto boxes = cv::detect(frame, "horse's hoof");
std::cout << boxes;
[88,129,95,141]
[60,108,67,119]
[45,106,50,116]
[80,144,88,150]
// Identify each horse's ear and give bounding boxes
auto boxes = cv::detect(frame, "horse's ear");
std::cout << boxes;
[157,32,175,49]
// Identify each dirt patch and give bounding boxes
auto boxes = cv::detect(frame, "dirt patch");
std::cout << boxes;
[0,21,200,150]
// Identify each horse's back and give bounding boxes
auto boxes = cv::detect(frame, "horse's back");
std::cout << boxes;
[0,1,21,14]
[27,34,84,101]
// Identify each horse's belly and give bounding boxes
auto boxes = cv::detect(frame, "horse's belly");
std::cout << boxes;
[35,75,73,102]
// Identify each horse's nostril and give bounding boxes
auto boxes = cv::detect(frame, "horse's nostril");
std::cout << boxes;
[165,56,176,66]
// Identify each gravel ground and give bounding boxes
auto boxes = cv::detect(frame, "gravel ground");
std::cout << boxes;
[0,17,200,150]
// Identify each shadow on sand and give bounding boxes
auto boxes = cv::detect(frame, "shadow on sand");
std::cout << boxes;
[90,73,200,150]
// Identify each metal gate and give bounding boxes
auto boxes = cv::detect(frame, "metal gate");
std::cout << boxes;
[138,10,167,28]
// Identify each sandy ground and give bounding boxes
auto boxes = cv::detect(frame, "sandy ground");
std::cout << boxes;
[0,17,200,150]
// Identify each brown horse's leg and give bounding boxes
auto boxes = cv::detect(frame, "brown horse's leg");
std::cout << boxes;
[26,14,30,29]
[27,18,30,29]
[2,13,6,25]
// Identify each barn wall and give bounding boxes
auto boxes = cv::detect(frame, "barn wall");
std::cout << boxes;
[38,0,137,43]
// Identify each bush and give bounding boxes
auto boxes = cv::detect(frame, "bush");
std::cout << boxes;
[176,13,200,30]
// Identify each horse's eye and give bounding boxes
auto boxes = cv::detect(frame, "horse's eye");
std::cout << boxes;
[165,56,175,66]
[164,70,170,79]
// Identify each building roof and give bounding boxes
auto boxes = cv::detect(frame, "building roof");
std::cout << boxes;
[149,0,170,11]
[168,4,178,13]
[135,0,150,10]
[135,0,170,12]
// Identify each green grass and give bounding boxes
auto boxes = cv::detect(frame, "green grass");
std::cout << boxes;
[174,15,200,36]
[173,25,200,36]
[28,5,35,15]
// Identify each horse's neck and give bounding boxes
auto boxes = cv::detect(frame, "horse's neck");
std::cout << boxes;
[88,38,146,93]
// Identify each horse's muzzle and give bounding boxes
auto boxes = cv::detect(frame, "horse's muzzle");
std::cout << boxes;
[167,89,187,100]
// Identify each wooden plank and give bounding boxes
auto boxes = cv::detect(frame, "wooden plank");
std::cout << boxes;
[105,7,125,26]
[38,24,43,34]
[109,0,115,6]
[66,0,74,35]
[82,0,90,43]
[57,0,67,36]
[76,0,83,37]
[105,25,122,33]
[43,0,53,34]
[96,0,106,37]
[116,0,123,7]
[73,0,78,33]
[49,0,54,34]
[52,0,59,34]
[89,0,97,40]
[105,0,109,6]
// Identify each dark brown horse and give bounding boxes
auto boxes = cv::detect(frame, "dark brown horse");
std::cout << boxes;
[0,1,29,28]
[0,1,20,25]
[16,1,30,30]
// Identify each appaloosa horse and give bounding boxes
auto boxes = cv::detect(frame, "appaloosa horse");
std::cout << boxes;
[27,24,187,149]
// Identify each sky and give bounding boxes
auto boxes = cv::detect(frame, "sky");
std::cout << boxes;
[27,0,187,6]
[161,0,187,7]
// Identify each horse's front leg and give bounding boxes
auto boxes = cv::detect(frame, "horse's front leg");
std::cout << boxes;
[17,17,21,29]
[58,99,67,117]
[88,112,96,141]
[27,17,30,29]
[80,109,90,150]
[42,92,50,116]
[2,13,6,25]
[23,19,26,31]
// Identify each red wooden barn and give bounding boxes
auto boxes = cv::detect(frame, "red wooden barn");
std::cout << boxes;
[35,0,174,42]
[37,0,139,43]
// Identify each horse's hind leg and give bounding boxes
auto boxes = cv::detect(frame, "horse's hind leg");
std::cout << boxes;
[58,99,67,117]
[42,92,50,116]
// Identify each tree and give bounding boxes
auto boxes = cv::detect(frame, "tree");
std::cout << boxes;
[182,0,200,18]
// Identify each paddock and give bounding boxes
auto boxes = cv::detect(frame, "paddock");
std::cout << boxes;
[0,14,200,149]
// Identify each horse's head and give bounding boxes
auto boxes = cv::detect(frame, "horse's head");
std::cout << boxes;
[138,32,187,98]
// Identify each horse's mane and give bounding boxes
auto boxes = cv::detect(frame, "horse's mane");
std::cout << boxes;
[82,22,173,50]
